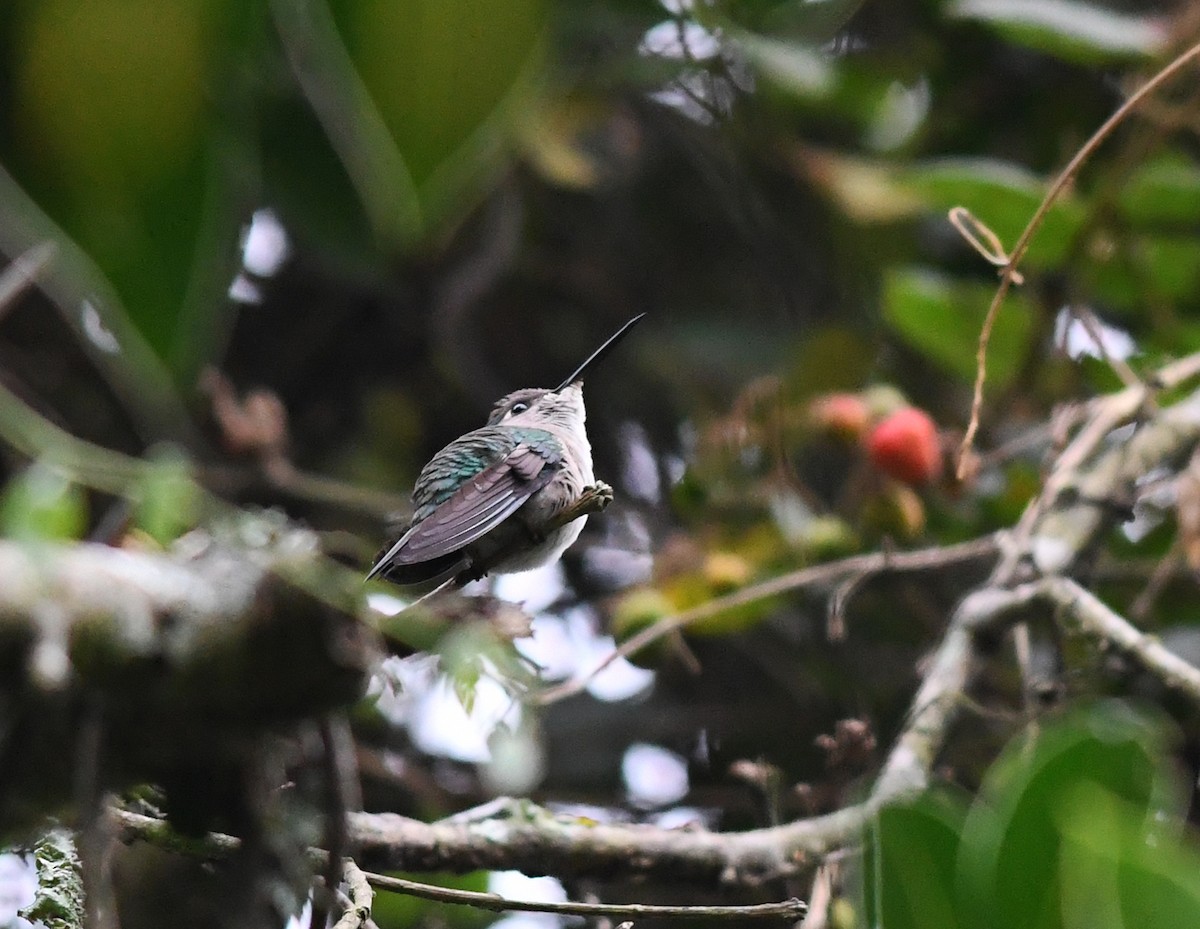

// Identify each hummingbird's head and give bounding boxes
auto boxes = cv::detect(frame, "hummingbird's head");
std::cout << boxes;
[487,383,585,428]
[485,314,643,429]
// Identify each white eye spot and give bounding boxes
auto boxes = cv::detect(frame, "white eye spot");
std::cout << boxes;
[510,402,529,415]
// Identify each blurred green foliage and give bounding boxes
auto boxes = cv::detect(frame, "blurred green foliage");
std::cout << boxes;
[2,0,1200,926]
[865,703,1199,929]
[131,446,200,546]
[0,0,549,382]
[373,871,493,929]
[0,460,87,542]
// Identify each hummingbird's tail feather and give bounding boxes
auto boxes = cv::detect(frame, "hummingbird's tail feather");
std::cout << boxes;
[367,547,466,586]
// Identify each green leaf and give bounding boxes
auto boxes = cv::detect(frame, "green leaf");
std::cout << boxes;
[1119,155,1200,228]
[1083,232,1200,314]
[724,0,867,41]
[1140,236,1200,302]
[0,461,87,542]
[947,0,1167,65]
[439,624,490,715]
[863,790,968,929]
[733,32,837,101]
[802,151,926,223]
[451,658,482,717]
[882,267,1035,386]
[956,701,1184,929]
[372,871,492,929]
[806,154,1083,263]
[3,0,249,378]
[318,0,549,244]
[1058,783,1200,929]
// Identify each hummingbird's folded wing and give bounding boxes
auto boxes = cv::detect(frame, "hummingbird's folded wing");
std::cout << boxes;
[367,430,561,582]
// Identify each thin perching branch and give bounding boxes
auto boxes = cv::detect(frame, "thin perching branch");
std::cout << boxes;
[365,868,806,920]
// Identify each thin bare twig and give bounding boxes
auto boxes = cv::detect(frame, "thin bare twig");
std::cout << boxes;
[364,869,807,920]
[534,534,1003,705]
[957,40,1200,477]
[947,207,1023,281]
[1129,541,1184,623]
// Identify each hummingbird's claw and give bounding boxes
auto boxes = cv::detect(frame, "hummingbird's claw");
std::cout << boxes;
[586,481,614,511]
[535,482,615,537]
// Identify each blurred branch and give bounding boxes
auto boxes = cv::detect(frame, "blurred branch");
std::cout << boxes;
[1037,575,1200,703]
[104,551,1042,887]
[957,38,1200,476]
[361,867,806,920]
[0,354,436,652]
[0,375,161,494]
[200,367,411,519]
[259,459,412,519]
[0,206,204,449]
[0,526,376,833]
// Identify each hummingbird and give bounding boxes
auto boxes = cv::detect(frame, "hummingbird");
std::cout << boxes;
[367,314,645,587]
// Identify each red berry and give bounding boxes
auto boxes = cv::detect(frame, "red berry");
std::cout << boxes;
[867,408,942,486]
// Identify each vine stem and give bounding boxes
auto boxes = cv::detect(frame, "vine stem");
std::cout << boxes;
[957,39,1200,478]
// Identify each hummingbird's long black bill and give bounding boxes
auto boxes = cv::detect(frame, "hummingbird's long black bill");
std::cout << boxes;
[554,313,646,391]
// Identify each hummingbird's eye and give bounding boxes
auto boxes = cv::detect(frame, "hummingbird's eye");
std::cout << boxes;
[510,402,529,415]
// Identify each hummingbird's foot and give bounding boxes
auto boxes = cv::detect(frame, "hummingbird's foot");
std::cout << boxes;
[456,556,489,585]
[584,481,615,512]
[520,482,616,550]
[548,482,613,530]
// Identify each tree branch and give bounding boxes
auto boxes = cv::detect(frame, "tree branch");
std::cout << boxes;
[1033,576,1200,704]
[0,523,377,834]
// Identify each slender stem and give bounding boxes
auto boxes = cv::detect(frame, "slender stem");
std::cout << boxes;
[534,533,1002,705]
[364,869,806,920]
[958,40,1200,475]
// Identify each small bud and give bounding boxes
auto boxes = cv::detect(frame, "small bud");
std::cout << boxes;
[809,392,870,441]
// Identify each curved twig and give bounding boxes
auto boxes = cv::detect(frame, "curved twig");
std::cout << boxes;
[957,40,1200,477]
[534,534,1003,705]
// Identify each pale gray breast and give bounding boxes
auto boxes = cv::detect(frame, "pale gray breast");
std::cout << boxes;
[540,421,593,505]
